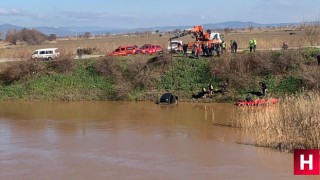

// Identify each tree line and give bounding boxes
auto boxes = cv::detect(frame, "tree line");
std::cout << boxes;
[5,28,57,45]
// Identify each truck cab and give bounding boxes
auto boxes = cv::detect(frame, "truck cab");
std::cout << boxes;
[167,40,183,53]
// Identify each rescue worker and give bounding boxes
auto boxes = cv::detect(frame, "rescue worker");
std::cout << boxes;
[230,40,235,53]
[215,43,221,57]
[202,87,208,98]
[77,47,83,59]
[252,38,257,52]
[249,39,254,52]
[233,40,238,53]
[182,44,188,57]
[211,43,215,56]
[196,44,201,58]
[261,81,267,96]
[222,80,228,93]
[282,42,289,50]
[208,43,212,56]
[245,94,253,102]
[192,44,197,57]
[208,84,214,96]
[221,41,226,54]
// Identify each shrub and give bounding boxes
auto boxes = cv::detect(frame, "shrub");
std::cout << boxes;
[46,59,75,74]
[19,28,47,45]
[159,58,212,91]
[5,29,20,45]
[95,56,165,99]
[276,76,302,94]
[301,65,320,90]
[0,61,45,84]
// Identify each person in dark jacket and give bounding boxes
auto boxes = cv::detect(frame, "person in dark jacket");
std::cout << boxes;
[182,44,188,57]
[245,94,253,102]
[261,81,267,96]
[233,40,238,53]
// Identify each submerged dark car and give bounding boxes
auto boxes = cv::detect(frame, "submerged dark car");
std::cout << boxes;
[158,93,178,104]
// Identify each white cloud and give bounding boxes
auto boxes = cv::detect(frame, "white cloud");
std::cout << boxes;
[0,8,25,16]
[258,0,297,8]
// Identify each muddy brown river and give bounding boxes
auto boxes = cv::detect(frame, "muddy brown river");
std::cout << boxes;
[0,102,309,179]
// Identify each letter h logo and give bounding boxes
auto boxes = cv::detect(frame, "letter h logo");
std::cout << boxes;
[294,149,320,175]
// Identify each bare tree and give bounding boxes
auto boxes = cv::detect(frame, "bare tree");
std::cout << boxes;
[224,28,232,35]
[84,32,91,39]
[20,28,47,45]
[248,26,254,33]
[5,29,20,45]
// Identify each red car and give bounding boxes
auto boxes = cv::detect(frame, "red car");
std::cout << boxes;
[107,45,138,56]
[137,44,163,55]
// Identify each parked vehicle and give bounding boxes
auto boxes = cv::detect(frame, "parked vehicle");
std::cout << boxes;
[107,45,138,56]
[31,48,60,60]
[137,44,163,55]
[168,25,222,52]
[167,40,183,53]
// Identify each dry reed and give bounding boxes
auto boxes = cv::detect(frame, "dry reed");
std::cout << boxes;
[234,91,320,152]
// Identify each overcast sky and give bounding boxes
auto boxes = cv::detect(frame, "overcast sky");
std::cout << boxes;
[1,0,319,28]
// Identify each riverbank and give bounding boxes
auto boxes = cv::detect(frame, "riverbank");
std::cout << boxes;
[0,49,318,102]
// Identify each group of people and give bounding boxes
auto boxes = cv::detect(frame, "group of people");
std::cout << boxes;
[197,80,268,101]
[200,80,229,98]
[181,38,256,58]
[188,42,228,58]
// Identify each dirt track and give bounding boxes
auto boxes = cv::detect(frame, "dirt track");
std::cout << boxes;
[1,45,319,63]
[0,55,104,63]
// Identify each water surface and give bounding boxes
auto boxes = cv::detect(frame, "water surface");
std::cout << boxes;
[0,102,307,179]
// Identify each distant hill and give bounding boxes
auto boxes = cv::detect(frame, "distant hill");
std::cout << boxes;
[202,21,298,29]
[0,21,300,38]
[0,24,23,38]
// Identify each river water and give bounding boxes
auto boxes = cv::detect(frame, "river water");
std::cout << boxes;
[0,102,309,179]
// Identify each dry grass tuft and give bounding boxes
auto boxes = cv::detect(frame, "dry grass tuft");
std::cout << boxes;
[0,61,45,84]
[301,65,320,90]
[95,55,172,99]
[46,58,75,74]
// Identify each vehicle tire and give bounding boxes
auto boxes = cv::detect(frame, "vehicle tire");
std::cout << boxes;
[47,57,52,61]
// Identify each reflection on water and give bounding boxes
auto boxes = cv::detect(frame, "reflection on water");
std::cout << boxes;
[0,102,303,179]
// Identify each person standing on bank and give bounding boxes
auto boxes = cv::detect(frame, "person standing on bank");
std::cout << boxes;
[230,40,234,53]
[77,47,83,59]
[261,81,267,96]
[249,39,254,52]
[252,38,257,52]
[182,44,188,57]
[233,40,238,53]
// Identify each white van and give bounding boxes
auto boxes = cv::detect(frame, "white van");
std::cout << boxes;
[31,48,60,60]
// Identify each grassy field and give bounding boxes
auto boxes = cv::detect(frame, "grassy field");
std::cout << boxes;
[0,27,318,59]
